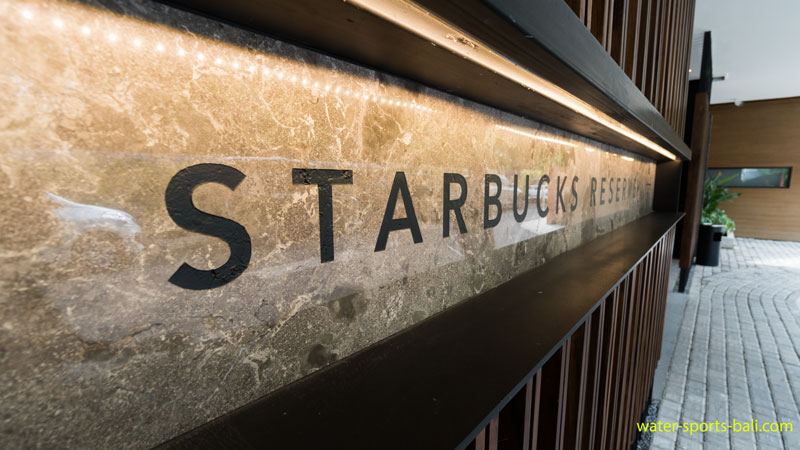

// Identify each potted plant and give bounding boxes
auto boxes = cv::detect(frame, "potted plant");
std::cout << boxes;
[696,174,740,266]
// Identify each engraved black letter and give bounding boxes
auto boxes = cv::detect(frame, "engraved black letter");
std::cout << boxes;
[165,164,251,290]
[623,178,627,200]
[513,174,530,222]
[484,174,503,229]
[375,172,423,252]
[555,175,567,214]
[443,173,468,237]
[608,177,614,204]
[600,177,606,205]
[537,174,550,217]
[292,168,354,263]
[570,176,579,211]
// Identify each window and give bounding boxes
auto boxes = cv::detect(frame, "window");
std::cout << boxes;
[707,167,792,188]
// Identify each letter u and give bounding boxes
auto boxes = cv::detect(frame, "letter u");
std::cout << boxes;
[513,174,530,222]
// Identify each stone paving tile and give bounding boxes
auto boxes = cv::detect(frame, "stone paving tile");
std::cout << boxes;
[650,238,800,450]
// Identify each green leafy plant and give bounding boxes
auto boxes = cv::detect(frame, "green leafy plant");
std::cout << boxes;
[701,174,740,233]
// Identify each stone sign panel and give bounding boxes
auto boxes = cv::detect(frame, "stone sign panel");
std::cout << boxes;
[0,0,654,447]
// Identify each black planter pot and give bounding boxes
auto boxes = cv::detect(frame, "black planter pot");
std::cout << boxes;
[696,224,726,266]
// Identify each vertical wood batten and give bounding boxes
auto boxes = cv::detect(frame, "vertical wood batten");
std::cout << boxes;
[681,0,693,133]
[599,289,619,450]
[522,378,533,450]
[616,277,636,449]
[554,340,571,450]
[623,265,644,447]
[647,0,663,103]
[589,0,610,48]
[659,0,672,112]
[614,275,635,448]
[654,239,664,357]
[662,0,675,126]
[609,0,628,65]
[472,428,486,450]
[575,318,594,449]
[641,246,658,439]
[635,0,651,94]
[657,229,674,357]
[564,322,588,449]
[655,0,671,113]
[605,0,615,53]
[488,417,499,450]
[652,236,672,358]
[635,261,651,443]
[670,0,689,130]
[536,348,563,449]
[623,0,641,78]
[584,302,605,449]
[666,0,677,127]
[680,0,696,136]
[633,261,647,440]
[632,246,658,436]
[636,251,651,431]
[497,378,528,449]
[585,0,594,28]
[531,371,541,450]
[650,241,663,381]
[613,284,630,448]
[605,284,625,449]
[640,248,655,414]
[677,0,690,128]
[650,0,663,107]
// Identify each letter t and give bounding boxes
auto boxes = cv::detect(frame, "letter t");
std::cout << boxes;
[292,168,353,263]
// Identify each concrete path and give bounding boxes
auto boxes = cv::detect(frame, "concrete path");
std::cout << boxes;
[650,238,800,450]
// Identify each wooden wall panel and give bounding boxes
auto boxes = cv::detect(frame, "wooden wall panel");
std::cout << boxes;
[563,0,694,137]
[708,98,800,241]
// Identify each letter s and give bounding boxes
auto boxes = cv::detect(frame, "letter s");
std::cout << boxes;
[165,164,252,290]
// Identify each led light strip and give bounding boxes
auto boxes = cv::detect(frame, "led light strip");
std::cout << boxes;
[347,0,677,160]
[16,5,442,114]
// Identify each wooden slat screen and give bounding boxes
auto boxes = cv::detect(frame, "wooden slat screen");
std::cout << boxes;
[464,224,676,450]
[565,0,695,137]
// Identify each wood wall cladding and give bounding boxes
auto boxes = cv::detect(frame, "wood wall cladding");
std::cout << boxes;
[708,98,800,241]
[466,226,675,450]
[564,0,695,138]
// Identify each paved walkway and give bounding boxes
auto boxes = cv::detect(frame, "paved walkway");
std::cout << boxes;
[650,238,800,450]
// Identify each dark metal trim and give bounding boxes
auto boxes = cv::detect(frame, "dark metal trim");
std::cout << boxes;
[157,0,691,161]
[698,31,713,95]
[158,212,683,450]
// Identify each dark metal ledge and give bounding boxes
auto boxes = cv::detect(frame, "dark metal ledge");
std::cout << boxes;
[159,211,683,450]
[159,0,691,162]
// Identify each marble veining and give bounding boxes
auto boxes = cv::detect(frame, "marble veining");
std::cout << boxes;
[0,0,655,447]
